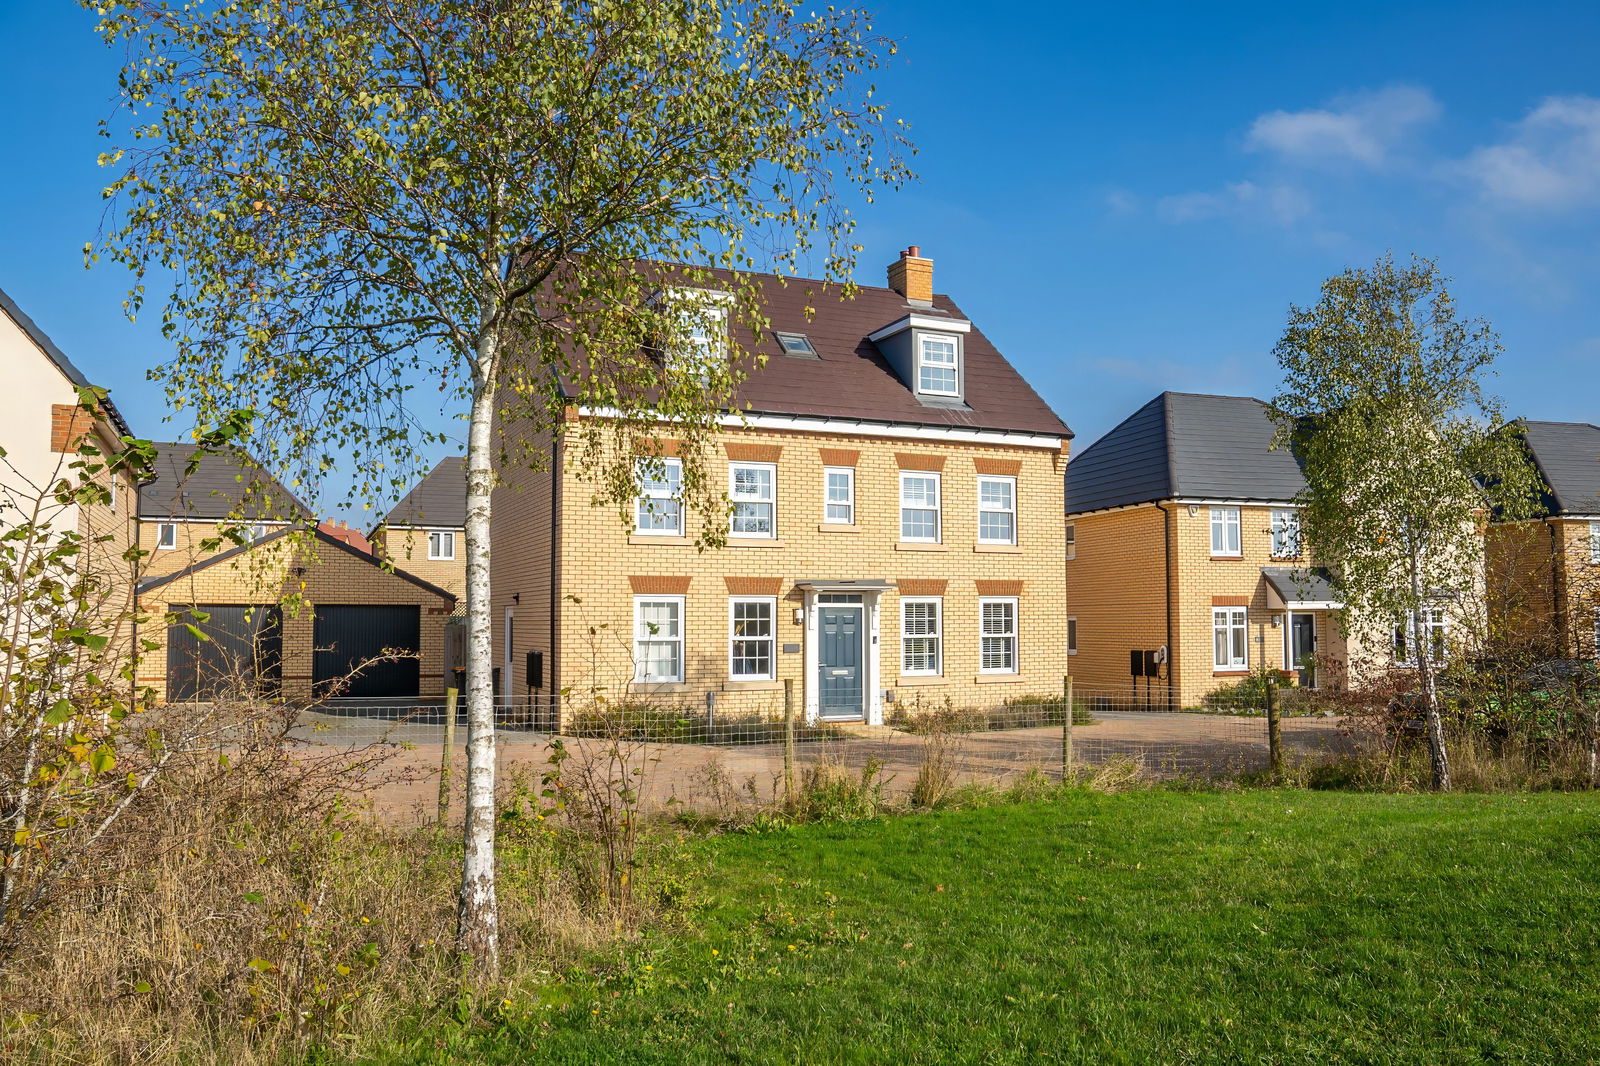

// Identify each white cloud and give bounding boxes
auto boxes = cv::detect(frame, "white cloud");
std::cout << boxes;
[1103,188,1139,215]
[1246,85,1440,167]
[1462,96,1600,208]
[1156,180,1310,226]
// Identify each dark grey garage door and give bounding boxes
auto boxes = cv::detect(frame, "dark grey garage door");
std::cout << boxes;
[166,604,283,702]
[313,605,421,698]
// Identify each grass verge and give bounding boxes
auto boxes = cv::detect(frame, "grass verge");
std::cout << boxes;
[362,789,1600,1064]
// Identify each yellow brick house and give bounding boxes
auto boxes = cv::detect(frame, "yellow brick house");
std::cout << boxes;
[491,249,1073,724]
[372,457,468,599]
[1488,420,1600,661]
[1064,392,1372,708]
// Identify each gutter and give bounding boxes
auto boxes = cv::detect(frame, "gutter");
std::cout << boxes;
[1156,501,1175,712]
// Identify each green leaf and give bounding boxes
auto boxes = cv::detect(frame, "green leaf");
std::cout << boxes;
[44,700,74,727]
[89,745,117,775]
[247,958,277,974]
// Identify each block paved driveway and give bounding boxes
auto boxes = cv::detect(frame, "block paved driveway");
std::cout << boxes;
[294,709,1355,825]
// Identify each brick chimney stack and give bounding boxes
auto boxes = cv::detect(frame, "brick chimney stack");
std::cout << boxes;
[886,245,933,305]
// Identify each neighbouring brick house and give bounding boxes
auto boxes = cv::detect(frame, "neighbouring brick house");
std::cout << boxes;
[134,444,456,702]
[1064,392,1385,707]
[491,248,1073,724]
[1488,420,1600,660]
[0,285,140,629]
[372,456,467,599]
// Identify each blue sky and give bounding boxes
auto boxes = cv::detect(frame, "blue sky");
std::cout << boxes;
[3,1,1598,516]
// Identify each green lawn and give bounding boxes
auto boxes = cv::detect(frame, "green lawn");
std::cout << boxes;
[374,790,1600,1064]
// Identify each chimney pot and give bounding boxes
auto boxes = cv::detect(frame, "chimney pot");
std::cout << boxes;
[886,245,933,304]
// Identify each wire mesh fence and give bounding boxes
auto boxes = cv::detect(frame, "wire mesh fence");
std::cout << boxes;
[275,682,1357,821]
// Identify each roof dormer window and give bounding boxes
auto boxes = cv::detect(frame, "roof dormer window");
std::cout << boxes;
[917,332,960,396]
[656,287,731,383]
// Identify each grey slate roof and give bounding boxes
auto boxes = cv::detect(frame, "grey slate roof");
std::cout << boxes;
[1,284,133,438]
[380,457,466,528]
[1065,392,1307,514]
[1519,420,1600,516]
[138,442,310,521]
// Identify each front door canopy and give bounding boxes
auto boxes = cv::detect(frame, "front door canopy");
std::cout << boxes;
[794,579,895,593]
[1261,567,1341,611]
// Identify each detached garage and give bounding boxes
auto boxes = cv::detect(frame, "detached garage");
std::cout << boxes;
[137,527,456,703]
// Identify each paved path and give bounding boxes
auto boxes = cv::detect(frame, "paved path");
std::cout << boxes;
[299,710,1354,825]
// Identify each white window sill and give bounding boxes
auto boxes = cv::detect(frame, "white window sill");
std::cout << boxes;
[817,523,862,534]
[896,674,944,686]
[974,543,1022,554]
[974,673,1021,684]
[895,542,947,552]
[629,534,690,546]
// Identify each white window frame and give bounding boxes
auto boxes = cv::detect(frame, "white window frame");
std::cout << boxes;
[1270,508,1301,559]
[1065,523,1076,560]
[977,475,1018,545]
[729,461,777,539]
[156,522,177,550]
[728,596,777,681]
[899,471,942,543]
[634,457,684,536]
[428,529,456,560]
[899,597,943,676]
[633,595,685,683]
[823,466,855,525]
[1394,608,1448,667]
[916,332,960,397]
[979,597,1019,675]
[1210,506,1242,557]
[1590,520,1600,565]
[1067,616,1078,655]
[246,523,269,542]
[1212,607,1249,671]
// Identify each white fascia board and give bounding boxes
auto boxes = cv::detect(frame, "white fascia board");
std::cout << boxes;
[866,314,973,344]
[1284,600,1342,611]
[575,406,1064,451]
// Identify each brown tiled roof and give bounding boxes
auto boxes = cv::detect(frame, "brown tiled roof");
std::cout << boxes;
[560,267,1071,440]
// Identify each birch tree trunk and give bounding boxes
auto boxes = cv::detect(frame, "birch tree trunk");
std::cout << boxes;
[458,326,501,975]
[1410,548,1451,791]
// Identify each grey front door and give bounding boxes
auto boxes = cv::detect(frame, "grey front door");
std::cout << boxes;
[1290,613,1317,689]
[817,605,864,719]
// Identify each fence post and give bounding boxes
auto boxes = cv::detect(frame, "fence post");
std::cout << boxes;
[1062,674,1074,783]
[1266,672,1282,777]
[704,690,716,740]
[783,678,797,810]
[438,686,459,825]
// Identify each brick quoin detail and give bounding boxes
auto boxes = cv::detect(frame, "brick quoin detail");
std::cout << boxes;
[724,442,783,463]
[972,457,1022,476]
[897,578,948,596]
[817,447,860,467]
[629,575,691,595]
[723,576,782,596]
[976,579,1024,597]
[51,404,95,454]
[633,437,682,458]
[895,452,947,471]
[1212,595,1250,607]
